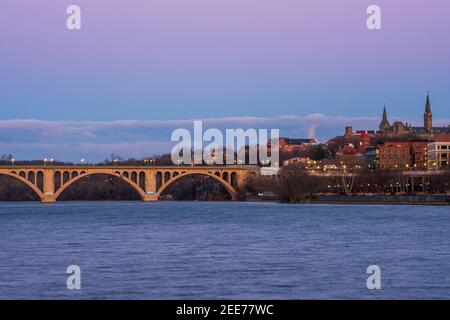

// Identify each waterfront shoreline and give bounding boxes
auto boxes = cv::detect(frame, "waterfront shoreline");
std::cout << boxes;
[247,200,449,206]
[247,194,450,206]
[0,197,449,206]
[310,200,449,206]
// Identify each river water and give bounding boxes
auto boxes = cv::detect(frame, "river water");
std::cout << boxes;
[0,201,449,299]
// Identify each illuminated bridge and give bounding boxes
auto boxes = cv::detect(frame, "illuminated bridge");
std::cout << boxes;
[0,165,259,203]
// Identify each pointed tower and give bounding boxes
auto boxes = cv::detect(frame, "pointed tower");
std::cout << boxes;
[424,91,432,132]
[379,105,390,132]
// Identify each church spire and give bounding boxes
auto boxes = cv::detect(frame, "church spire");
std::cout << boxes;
[379,105,390,131]
[382,105,388,121]
[425,91,431,113]
[424,91,432,132]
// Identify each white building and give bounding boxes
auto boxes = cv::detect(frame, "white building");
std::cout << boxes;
[428,142,450,169]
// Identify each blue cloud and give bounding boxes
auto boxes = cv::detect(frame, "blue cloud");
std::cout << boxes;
[1,115,448,162]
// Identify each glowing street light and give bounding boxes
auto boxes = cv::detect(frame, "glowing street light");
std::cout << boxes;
[11,158,15,166]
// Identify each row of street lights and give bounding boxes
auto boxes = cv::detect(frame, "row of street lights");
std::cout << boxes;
[7,157,261,167]
[144,159,156,166]
[8,158,89,166]
[9,158,54,166]
[43,158,54,166]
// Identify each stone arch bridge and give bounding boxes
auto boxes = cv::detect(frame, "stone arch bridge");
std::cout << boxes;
[0,166,259,203]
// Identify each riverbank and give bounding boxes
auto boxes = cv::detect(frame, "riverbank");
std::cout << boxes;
[246,194,450,205]
[312,195,450,206]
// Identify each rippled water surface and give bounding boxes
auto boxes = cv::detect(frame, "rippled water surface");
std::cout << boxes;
[1,201,449,299]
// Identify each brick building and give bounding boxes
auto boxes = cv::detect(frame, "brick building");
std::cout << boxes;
[274,137,316,153]
[339,129,374,156]
[378,141,428,170]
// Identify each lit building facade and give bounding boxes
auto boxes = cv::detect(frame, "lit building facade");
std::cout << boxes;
[378,141,428,170]
[428,142,450,169]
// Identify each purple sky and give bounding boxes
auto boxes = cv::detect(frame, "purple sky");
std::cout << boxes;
[1,0,449,160]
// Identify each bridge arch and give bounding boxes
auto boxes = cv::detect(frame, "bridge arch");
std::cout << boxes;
[0,172,45,201]
[156,171,238,200]
[53,171,147,200]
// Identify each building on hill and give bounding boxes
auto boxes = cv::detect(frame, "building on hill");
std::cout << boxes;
[273,137,316,153]
[378,92,450,140]
[333,92,449,170]
[339,128,375,155]
[377,139,429,170]
[428,142,450,170]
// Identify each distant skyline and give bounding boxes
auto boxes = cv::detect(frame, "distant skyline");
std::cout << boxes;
[1,112,449,162]
[1,0,449,160]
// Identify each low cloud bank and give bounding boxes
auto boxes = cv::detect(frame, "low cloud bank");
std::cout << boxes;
[1,114,448,162]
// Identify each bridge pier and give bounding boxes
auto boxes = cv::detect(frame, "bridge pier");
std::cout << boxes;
[142,194,158,202]
[42,170,56,203]
[41,195,56,203]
